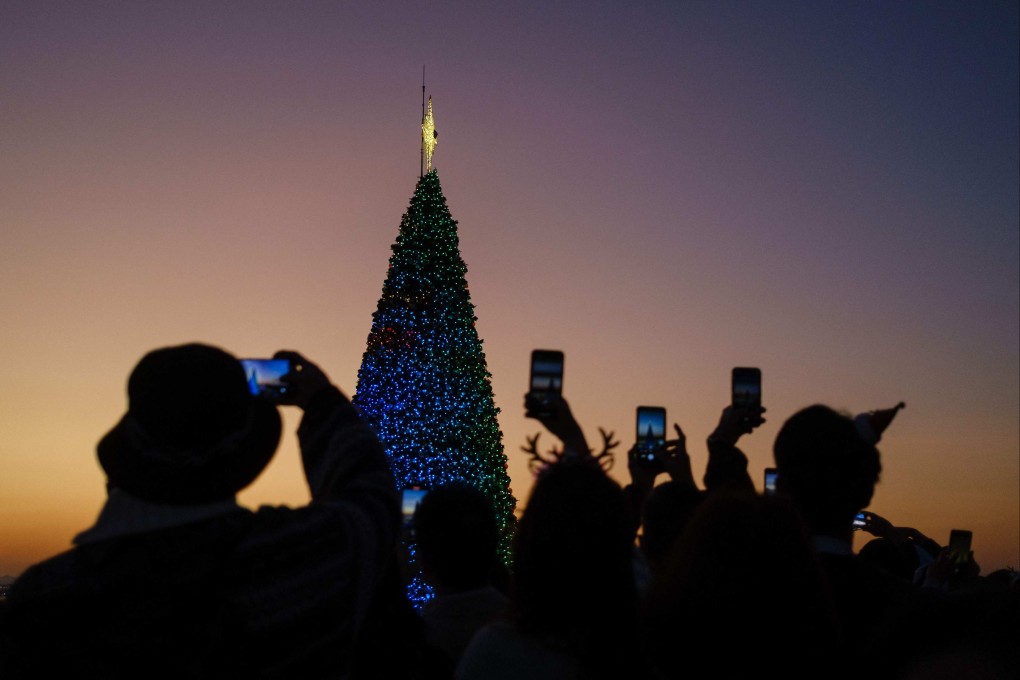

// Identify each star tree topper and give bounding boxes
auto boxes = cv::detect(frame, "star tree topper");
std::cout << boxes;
[422,96,438,172]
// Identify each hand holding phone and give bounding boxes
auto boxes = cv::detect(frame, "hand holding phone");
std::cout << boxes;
[660,423,695,487]
[948,529,973,565]
[630,407,667,477]
[526,350,564,419]
[243,351,332,409]
[731,367,762,411]
[724,367,765,438]
[273,351,332,408]
[710,404,767,446]
[632,403,665,456]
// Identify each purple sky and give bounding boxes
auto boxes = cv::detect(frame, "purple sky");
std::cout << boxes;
[2,1,1017,575]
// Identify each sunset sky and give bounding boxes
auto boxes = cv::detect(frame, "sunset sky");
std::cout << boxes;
[2,2,1017,577]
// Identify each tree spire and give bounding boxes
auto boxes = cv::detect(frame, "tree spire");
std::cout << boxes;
[422,96,438,175]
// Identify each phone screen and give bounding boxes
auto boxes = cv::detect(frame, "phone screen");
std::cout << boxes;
[239,359,291,399]
[401,488,429,527]
[731,367,762,410]
[636,406,666,457]
[763,468,778,496]
[529,350,564,396]
[948,529,972,563]
[852,512,867,530]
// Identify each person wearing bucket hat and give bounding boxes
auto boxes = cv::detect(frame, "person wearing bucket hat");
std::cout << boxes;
[2,343,400,678]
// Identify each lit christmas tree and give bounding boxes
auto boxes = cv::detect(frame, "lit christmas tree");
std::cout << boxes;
[354,99,516,603]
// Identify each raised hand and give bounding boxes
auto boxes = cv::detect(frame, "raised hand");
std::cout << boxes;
[662,423,696,488]
[523,392,589,458]
[273,350,333,409]
[709,405,767,446]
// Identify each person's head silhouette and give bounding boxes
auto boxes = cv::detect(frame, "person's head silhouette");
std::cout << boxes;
[97,343,282,504]
[773,404,881,538]
[414,482,500,593]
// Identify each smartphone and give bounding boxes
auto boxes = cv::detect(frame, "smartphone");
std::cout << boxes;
[239,359,292,400]
[852,511,868,530]
[634,406,667,466]
[731,367,762,410]
[948,529,972,564]
[763,467,778,496]
[528,350,564,416]
[402,487,429,529]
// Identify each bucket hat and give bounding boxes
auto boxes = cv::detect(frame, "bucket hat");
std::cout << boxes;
[97,343,282,504]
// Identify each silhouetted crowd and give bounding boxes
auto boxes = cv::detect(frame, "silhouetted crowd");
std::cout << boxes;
[1,343,1017,679]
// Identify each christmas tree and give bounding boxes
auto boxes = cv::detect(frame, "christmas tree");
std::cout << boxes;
[353,165,516,603]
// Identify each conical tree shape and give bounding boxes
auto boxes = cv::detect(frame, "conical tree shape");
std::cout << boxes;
[354,169,516,600]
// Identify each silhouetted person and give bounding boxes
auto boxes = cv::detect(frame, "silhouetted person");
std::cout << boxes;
[638,480,703,579]
[856,511,942,585]
[864,584,1020,680]
[351,551,454,680]
[457,394,650,680]
[983,569,1020,593]
[1,343,398,679]
[702,404,765,494]
[644,492,841,679]
[413,483,507,666]
[631,408,762,589]
[622,422,701,592]
[773,404,908,645]
[859,536,924,583]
